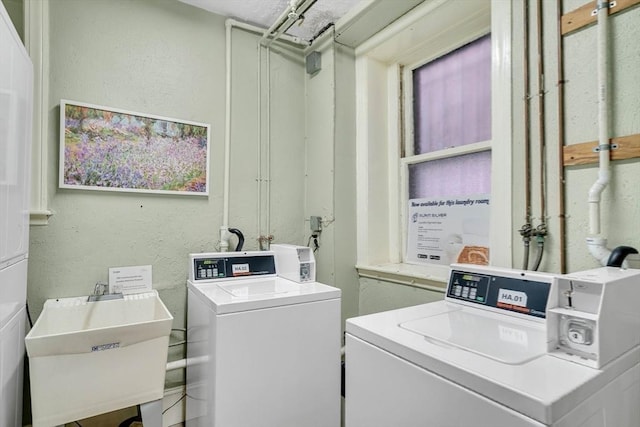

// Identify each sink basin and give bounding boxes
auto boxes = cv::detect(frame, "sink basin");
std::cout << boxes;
[25,290,173,427]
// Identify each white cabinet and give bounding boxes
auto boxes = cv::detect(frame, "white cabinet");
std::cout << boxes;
[0,3,33,426]
[0,2,32,269]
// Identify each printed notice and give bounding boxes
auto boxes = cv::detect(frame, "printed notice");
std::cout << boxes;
[108,265,152,294]
[406,195,490,266]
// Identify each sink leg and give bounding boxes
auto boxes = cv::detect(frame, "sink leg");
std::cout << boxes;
[140,398,163,427]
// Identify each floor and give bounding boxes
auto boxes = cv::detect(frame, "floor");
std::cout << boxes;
[62,406,140,426]
[25,405,184,427]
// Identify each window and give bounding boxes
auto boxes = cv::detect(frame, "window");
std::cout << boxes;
[403,35,492,268]
[355,0,512,283]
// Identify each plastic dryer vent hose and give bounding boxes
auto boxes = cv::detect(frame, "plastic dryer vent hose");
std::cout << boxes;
[228,228,245,251]
[606,246,639,268]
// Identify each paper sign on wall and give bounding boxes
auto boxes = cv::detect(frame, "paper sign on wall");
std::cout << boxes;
[406,195,490,266]
[108,265,152,294]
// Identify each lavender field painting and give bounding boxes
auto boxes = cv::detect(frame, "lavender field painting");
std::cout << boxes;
[60,100,209,195]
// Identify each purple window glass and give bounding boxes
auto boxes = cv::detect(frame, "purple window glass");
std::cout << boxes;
[408,151,491,200]
[413,34,491,155]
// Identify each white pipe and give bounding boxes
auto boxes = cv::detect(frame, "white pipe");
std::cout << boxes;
[256,44,268,244]
[261,0,305,42]
[265,45,271,244]
[228,18,304,45]
[220,20,235,251]
[257,43,264,241]
[261,0,316,47]
[587,236,611,266]
[166,358,187,372]
[586,0,612,265]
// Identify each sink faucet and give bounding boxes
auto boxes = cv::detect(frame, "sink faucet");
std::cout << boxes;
[93,281,108,296]
[88,282,123,302]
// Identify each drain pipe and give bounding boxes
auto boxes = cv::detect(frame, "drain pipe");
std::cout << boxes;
[220,20,235,252]
[586,0,612,266]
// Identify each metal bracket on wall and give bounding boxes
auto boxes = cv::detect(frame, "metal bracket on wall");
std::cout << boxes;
[591,1,617,16]
[593,143,619,152]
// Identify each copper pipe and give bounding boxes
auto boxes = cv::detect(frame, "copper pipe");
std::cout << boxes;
[521,0,533,270]
[556,0,567,273]
[524,0,532,226]
[536,0,548,227]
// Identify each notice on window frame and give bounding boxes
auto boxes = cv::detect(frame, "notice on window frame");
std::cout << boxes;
[406,195,490,266]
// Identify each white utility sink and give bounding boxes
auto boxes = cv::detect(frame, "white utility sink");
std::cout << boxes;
[25,290,173,427]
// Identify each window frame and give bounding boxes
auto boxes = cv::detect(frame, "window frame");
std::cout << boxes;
[355,0,513,285]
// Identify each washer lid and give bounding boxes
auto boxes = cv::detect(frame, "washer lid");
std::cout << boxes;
[346,301,633,425]
[398,305,547,365]
[188,277,340,314]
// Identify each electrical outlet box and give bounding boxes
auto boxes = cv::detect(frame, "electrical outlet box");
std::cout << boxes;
[306,51,321,74]
[310,216,322,232]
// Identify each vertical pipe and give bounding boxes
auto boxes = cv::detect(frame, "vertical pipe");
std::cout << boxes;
[523,0,532,226]
[521,0,533,270]
[536,0,547,225]
[256,44,270,246]
[265,46,272,245]
[586,0,612,265]
[588,0,610,235]
[257,41,263,242]
[220,20,234,251]
[556,0,567,273]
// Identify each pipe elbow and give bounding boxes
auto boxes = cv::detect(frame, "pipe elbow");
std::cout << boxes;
[588,179,608,202]
[586,237,611,266]
[219,226,230,252]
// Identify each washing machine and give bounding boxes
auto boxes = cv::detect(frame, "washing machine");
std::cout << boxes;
[186,250,341,427]
[345,263,640,427]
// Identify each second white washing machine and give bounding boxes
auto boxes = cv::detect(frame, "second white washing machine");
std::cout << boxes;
[186,250,341,427]
[345,263,640,427]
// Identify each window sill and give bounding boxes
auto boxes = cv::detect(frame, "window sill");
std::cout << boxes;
[355,263,448,293]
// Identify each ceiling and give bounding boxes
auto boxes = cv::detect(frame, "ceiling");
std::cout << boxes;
[178,0,363,42]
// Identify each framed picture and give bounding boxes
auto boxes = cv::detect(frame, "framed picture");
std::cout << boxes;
[59,100,210,196]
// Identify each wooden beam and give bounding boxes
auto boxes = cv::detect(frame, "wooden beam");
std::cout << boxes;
[562,0,640,36]
[563,134,640,166]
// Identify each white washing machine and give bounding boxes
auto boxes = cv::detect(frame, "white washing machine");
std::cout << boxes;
[186,250,341,427]
[345,263,640,427]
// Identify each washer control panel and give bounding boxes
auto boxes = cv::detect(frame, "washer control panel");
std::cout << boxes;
[447,268,552,319]
[190,252,277,282]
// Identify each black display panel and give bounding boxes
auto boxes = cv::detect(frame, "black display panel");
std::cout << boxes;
[193,255,276,281]
[447,270,551,318]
